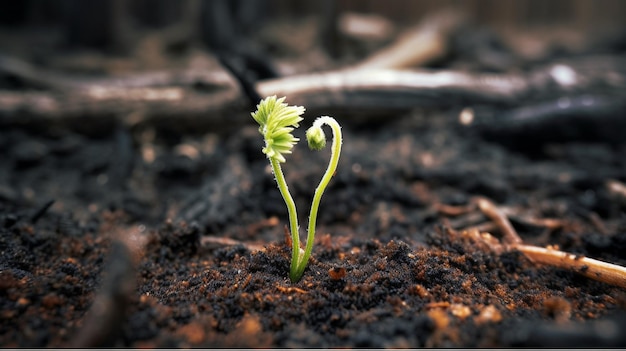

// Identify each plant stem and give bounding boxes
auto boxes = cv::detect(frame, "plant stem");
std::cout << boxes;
[269,157,301,278]
[291,116,342,282]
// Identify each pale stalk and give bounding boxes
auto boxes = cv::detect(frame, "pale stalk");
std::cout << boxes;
[269,157,301,277]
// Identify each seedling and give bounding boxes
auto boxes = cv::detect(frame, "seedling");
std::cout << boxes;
[251,96,342,282]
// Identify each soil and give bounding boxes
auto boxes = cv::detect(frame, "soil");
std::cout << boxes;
[1,21,626,348]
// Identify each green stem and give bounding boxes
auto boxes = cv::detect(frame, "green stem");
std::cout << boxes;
[291,116,342,282]
[269,157,301,278]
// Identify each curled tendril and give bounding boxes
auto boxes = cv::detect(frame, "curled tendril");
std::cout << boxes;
[251,95,305,163]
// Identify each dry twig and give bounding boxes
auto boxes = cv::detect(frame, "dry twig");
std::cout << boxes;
[461,197,626,289]
[70,225,145,347]
[607,179,626,204]
[200,236,264,252]
[353,10,465,70]
[514,244,626,289]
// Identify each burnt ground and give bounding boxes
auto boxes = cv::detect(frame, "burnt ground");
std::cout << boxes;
[1,107,626,348]
[1,20,626,348]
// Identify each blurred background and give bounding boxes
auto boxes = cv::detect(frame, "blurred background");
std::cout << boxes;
[2,0,626,40]
[1,0,624,66]
[1,0,625,136]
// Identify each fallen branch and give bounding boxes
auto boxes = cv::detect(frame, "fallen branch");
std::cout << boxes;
[0,53,245,130]
[200,236,264,252]
[70,225,145,347]
[461,197,626,289]
[0,86,244,130]
[514,244,626,289]
[353,10,466,70]
[0,53,236,91]
[464,93,626,146]
[607,179,626,204]
[257,68,528,110]
[475,196,522,246]
[1,54,625,132]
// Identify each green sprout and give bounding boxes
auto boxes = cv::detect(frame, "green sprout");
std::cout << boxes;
[251,96,343,282]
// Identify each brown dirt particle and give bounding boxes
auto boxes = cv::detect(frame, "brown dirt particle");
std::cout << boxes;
[139,293,156,305]
[41,294,63,308]
[0,271,20,290]
[410,284,430,298]
[461,279,473,292]
[328,267,347,280]
[426,301,450,309]
[450,303,472,320]
[63,257,78,265]
[223,314,273,348]
[493,284,508,298]
[564,286,580,298]
[474,305,502,325]
[543,296,572,323]
[374,257,387,270]
[176,321,205,345]
[276,285,307,294]
[427,308,450,330]
[1,310,17,319]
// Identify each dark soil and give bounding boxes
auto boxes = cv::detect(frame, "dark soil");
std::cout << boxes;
[2,108,625,348]
[1,20,626,349]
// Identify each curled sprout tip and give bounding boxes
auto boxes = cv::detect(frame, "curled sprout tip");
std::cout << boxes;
[306,124,326,150]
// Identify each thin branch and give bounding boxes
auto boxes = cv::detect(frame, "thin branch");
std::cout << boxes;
[475,196,523,245]
[71,226,144,347]
[2,54,625,131]
[468,196,626,289]
[514,244,626,289]
[200,236,264,252]
[353,10,466,70]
